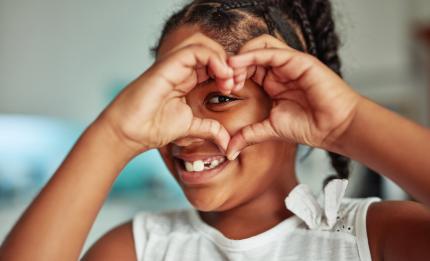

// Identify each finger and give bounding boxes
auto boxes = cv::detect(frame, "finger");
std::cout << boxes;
[233,35,296,93]
[238,34,291,54]
[159,33,236,94]
[234,72,247,84]
[233,66,247,78]
[232,81,245,92]
[206,66,235,94]
[186,117,231,153]
[230,65,258,92]
[226,119,278,160]
[192,46,233,80]
[172,137,206,147]
[228,49,318,90]
[218,78,235,94]
[252,65,267,86]
[161,45,234,93]
[159,32,228,61]
[231,66,251,92]
[263,70,287,97]
[196,65,210,84]
[196,58,234,95]
[232,72,247,92]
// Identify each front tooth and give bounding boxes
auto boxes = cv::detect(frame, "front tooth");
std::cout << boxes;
[193,160,205,172]
[185,161,194,172]
[210,159,219,168]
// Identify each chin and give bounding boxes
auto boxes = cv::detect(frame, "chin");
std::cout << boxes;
[182,185,232,212]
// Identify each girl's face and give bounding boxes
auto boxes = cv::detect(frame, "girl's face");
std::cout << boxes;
[158,25,298,211]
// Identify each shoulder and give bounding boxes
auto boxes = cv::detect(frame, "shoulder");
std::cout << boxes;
[367,200,430,261]
[81,209,195,261]
[81,221,136,261]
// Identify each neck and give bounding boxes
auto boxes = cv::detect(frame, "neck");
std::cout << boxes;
[199,170,298,240]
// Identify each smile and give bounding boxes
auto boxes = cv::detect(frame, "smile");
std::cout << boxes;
[174,155,231,185]
[184,156,226,172]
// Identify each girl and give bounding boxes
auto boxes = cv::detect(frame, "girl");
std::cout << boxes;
[1,0,430,260]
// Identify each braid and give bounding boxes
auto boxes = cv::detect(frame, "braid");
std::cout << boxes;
[289,0,317,55]
[289,0,350,182]
[301,0,342,75]
[218,0,262,11]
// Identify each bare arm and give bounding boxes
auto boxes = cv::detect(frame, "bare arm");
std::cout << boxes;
[330,97,430,206]
[0,118,138,261]
[81,222,136,261]
[367,201,430,261]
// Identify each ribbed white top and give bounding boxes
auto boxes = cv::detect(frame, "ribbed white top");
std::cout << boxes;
[133,197,380,261]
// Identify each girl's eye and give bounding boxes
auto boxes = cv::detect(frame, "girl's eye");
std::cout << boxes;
[206,95,238,105]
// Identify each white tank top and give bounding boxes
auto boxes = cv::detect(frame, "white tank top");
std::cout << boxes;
[132,180,380,261]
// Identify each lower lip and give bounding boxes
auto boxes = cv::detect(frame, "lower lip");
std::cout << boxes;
[175,159,230,185]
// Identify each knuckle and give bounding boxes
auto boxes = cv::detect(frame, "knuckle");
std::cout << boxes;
[182,43,205,54]
[191,43,205,50]
[210,120,221,135]
[211,120,221,130]
[243,125,255,139]
[301,52,316,63]
[200,119,210,134]
[260,34,272,41]
[191,32,204,40]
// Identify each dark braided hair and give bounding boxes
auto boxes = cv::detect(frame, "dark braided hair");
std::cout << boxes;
[290,0,350,183]
[151,0,350,185]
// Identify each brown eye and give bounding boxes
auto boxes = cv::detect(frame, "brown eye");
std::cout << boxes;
[206,95,238,105]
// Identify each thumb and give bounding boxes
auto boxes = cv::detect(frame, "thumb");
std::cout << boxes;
[226,119,278,160]
[186,117,231,153]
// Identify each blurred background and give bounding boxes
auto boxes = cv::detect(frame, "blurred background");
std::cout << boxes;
[1,0,430,253]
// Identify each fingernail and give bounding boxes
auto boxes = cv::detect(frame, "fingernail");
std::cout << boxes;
[226,78,234,89]
[228,151,240,161]
[239,80,245,89]
[216,144,227,154]
[227,67,234,77]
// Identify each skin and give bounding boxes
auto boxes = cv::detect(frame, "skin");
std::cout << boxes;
[1,24,430,261]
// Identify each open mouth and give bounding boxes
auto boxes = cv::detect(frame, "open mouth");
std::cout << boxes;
[173,155,230,185]
[180,156,227,172]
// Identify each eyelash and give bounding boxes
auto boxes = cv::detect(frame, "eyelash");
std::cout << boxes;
[206,94,239,105]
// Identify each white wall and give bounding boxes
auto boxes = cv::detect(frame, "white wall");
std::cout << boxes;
[333,0,411,78]
[0,0,185,124]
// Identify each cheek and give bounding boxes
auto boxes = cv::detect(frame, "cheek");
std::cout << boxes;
[214,98,271,135]
[158,146,176,177]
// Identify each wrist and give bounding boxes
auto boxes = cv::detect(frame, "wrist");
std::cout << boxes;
[322,95,367,155]
[90,113,149,160]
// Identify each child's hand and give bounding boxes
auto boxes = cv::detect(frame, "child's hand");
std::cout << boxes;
[99,35,234,155]
[226,35,362,159]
